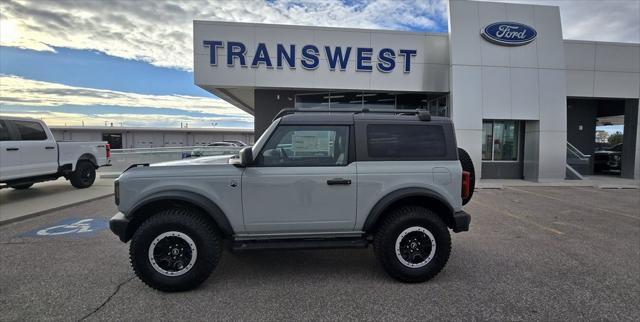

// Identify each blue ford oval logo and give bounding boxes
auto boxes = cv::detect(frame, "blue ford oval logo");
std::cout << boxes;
[481,22,537,46]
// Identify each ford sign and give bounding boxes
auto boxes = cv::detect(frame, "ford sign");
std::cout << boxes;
[481,22,537,46]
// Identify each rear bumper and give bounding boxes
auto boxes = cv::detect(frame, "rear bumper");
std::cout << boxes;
[452,210,471,233]
[109,212,130,242]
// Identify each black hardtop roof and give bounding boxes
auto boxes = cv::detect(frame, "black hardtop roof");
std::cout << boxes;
[276,108,452,125]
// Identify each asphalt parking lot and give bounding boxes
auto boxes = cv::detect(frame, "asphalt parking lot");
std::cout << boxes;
[1,187,638,321]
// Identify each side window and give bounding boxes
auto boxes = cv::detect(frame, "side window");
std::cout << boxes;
[13,121,48,141]
[0,121,11,141]
[367,124,446,159]
[256,126,349,166]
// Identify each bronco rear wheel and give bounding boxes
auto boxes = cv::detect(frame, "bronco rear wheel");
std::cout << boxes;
[129,208,222,292]
[374,206,451,283]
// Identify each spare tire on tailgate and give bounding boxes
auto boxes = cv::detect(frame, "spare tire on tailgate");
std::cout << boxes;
[457,148,475,205]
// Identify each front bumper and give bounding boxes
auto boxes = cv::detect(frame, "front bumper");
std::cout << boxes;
[452,210,471,233]
[109,212,130,242]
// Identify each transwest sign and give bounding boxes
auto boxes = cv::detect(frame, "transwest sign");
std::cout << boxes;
[481,22,537,46]
[203,41,418,73]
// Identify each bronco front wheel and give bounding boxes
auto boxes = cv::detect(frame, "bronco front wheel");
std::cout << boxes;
[129,208,222,292]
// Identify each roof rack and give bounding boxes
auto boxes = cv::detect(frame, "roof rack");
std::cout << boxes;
[273,108,431,122]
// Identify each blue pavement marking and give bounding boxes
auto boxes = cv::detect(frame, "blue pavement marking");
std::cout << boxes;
[19,218,109,238]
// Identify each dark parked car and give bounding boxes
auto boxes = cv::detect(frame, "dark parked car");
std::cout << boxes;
[594,143,622,173]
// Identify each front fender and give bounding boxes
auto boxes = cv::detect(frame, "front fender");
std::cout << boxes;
[128,190,234,236]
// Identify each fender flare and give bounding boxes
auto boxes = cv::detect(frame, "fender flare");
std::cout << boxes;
[128,190,234,237]
[362,187,454,232]
[77,153,98,170]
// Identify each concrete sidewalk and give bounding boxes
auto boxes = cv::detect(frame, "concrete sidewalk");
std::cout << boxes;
[478,176,640,189]
[0,178,114,225]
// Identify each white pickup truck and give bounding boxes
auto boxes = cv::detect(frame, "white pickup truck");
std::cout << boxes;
[0,116,111,189]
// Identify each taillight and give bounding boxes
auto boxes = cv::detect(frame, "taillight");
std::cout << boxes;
[106,143,111,158]
[461,171,470,200]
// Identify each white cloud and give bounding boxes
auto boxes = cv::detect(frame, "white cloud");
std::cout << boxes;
[0,75,250,116]
[0,0,447,70]
[0,75,253,127]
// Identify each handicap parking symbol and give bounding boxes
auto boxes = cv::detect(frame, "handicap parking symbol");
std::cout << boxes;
[19,218,109,238]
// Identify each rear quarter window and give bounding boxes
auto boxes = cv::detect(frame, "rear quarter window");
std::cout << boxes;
[367,124,446,159]
[13,120,48,141]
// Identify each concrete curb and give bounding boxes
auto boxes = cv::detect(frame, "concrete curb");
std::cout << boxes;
[0,194,114,227]
[99,173,121,179]
[477,183,638,189]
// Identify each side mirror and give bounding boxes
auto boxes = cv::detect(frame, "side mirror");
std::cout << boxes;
[237,147,253,167]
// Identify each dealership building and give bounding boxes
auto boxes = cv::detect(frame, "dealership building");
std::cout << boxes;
[194,0,640,181]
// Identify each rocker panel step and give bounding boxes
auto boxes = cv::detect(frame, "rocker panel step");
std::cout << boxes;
[231,237,369,251]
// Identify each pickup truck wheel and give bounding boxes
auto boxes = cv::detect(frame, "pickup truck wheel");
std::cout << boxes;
[69,161,96,188]
[129,209,222,292]
[373,206,451,283]
[458,148,475,205]
[9,183,34,190]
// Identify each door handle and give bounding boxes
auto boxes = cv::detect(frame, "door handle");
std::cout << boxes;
[45,146,56,150]
[327,178,352,185]
[5,148,19,151]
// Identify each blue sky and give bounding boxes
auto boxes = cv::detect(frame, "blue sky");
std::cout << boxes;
[1,46,206,96]
[0,0,638,129]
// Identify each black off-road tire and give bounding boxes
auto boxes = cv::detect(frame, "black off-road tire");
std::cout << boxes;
[129,208,222,292]
[457,147,475,205]
[10,183,34,190]
[69,161,96,189]
[373,206,451,283]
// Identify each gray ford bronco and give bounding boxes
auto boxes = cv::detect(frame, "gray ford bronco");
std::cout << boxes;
[110,108,474,292]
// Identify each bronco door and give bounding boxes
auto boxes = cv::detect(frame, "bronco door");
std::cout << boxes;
[241,125,356,234]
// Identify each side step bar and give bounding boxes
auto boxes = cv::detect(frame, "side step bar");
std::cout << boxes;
[232,237,369,251]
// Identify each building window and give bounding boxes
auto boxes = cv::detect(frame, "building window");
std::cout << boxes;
[102,133,123,149]
[327,92,361,109]
[482,120,519,161]
[294,91,449,116]
[295,93,329,108]
[363,93,395,110]
[482,122,493,160]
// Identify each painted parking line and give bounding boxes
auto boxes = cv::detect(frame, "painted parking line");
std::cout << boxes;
[471,199,565,236]
[19,218,109,238]
[505,187,640,221]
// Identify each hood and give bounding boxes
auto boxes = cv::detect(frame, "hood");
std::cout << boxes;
[151,155,234,166]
